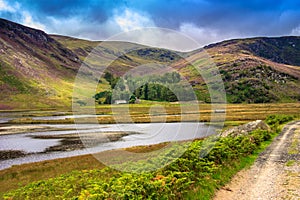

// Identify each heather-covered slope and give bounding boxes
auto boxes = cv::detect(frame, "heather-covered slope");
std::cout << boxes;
[0,18,80,109]
[204,37,300,103]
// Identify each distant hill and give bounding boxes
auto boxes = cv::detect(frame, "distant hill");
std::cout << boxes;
[0,18,299,109]
[238,36,300,66]
[204,37,300,103]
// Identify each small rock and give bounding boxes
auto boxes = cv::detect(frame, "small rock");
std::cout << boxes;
[223,187,233,192]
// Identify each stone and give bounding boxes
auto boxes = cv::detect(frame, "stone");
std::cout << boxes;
[221,120,270,137]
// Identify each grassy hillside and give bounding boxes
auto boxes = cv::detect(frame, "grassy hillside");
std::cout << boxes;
[0,18,299,109]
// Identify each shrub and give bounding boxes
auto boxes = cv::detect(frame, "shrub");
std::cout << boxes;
[4,128,276,200]
[265,114,294,126]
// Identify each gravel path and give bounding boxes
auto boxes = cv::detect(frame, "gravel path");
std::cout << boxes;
[214,121,300,200]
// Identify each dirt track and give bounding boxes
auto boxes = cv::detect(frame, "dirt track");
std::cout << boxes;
[214,121,300,200]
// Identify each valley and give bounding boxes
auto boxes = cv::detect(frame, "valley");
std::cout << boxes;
[0,17,299,199]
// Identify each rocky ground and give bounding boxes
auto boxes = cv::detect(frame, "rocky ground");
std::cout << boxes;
[214,121,300,200]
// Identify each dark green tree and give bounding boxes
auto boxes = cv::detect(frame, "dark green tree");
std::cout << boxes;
[143,83,149,100]
[129,94,136,104]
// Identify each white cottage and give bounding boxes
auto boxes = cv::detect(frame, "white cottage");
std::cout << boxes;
[114,100,127,104]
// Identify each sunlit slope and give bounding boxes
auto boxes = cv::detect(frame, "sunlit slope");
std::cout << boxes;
[0,18,80,109]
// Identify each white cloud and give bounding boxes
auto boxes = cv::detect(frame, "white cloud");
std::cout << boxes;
[105,9,201,51]
[106,28,200,52]
[0,0,15,12]
[38,10,200,52]
[0,0,45,31]
[21,11,45,30]
[0,1,236,50]
[108,21,241,51]
[0,1,241,51]
[47,17,90,35]
[291,26,300,35]
[179,23,238,47]
[45,16,120,40]
[114,8,155,32]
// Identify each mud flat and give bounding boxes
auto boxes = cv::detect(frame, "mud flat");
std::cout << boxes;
[0,125,74,135]
[30,131,140,152]
[0,150,27,160]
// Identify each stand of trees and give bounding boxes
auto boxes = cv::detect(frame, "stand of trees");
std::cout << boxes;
[133,83,195,102]
[94,72,196,104]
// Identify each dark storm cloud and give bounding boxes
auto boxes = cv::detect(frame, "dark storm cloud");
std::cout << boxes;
[19,0,121,22]
[126,0,300,36]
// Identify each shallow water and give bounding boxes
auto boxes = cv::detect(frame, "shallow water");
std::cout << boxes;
[0,113,216,170]
[31,114,110,121]
[0,113,109,124]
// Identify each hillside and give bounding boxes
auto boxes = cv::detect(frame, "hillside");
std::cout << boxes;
[0,18,299,109]
[51,35,181,76]
[204,37,300,103]
[55,35,300,104]
[0,18,80,109]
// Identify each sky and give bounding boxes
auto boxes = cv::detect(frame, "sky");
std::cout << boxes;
[0,0,300,49]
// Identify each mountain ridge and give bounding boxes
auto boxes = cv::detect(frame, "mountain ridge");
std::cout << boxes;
[205,36,300,66]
